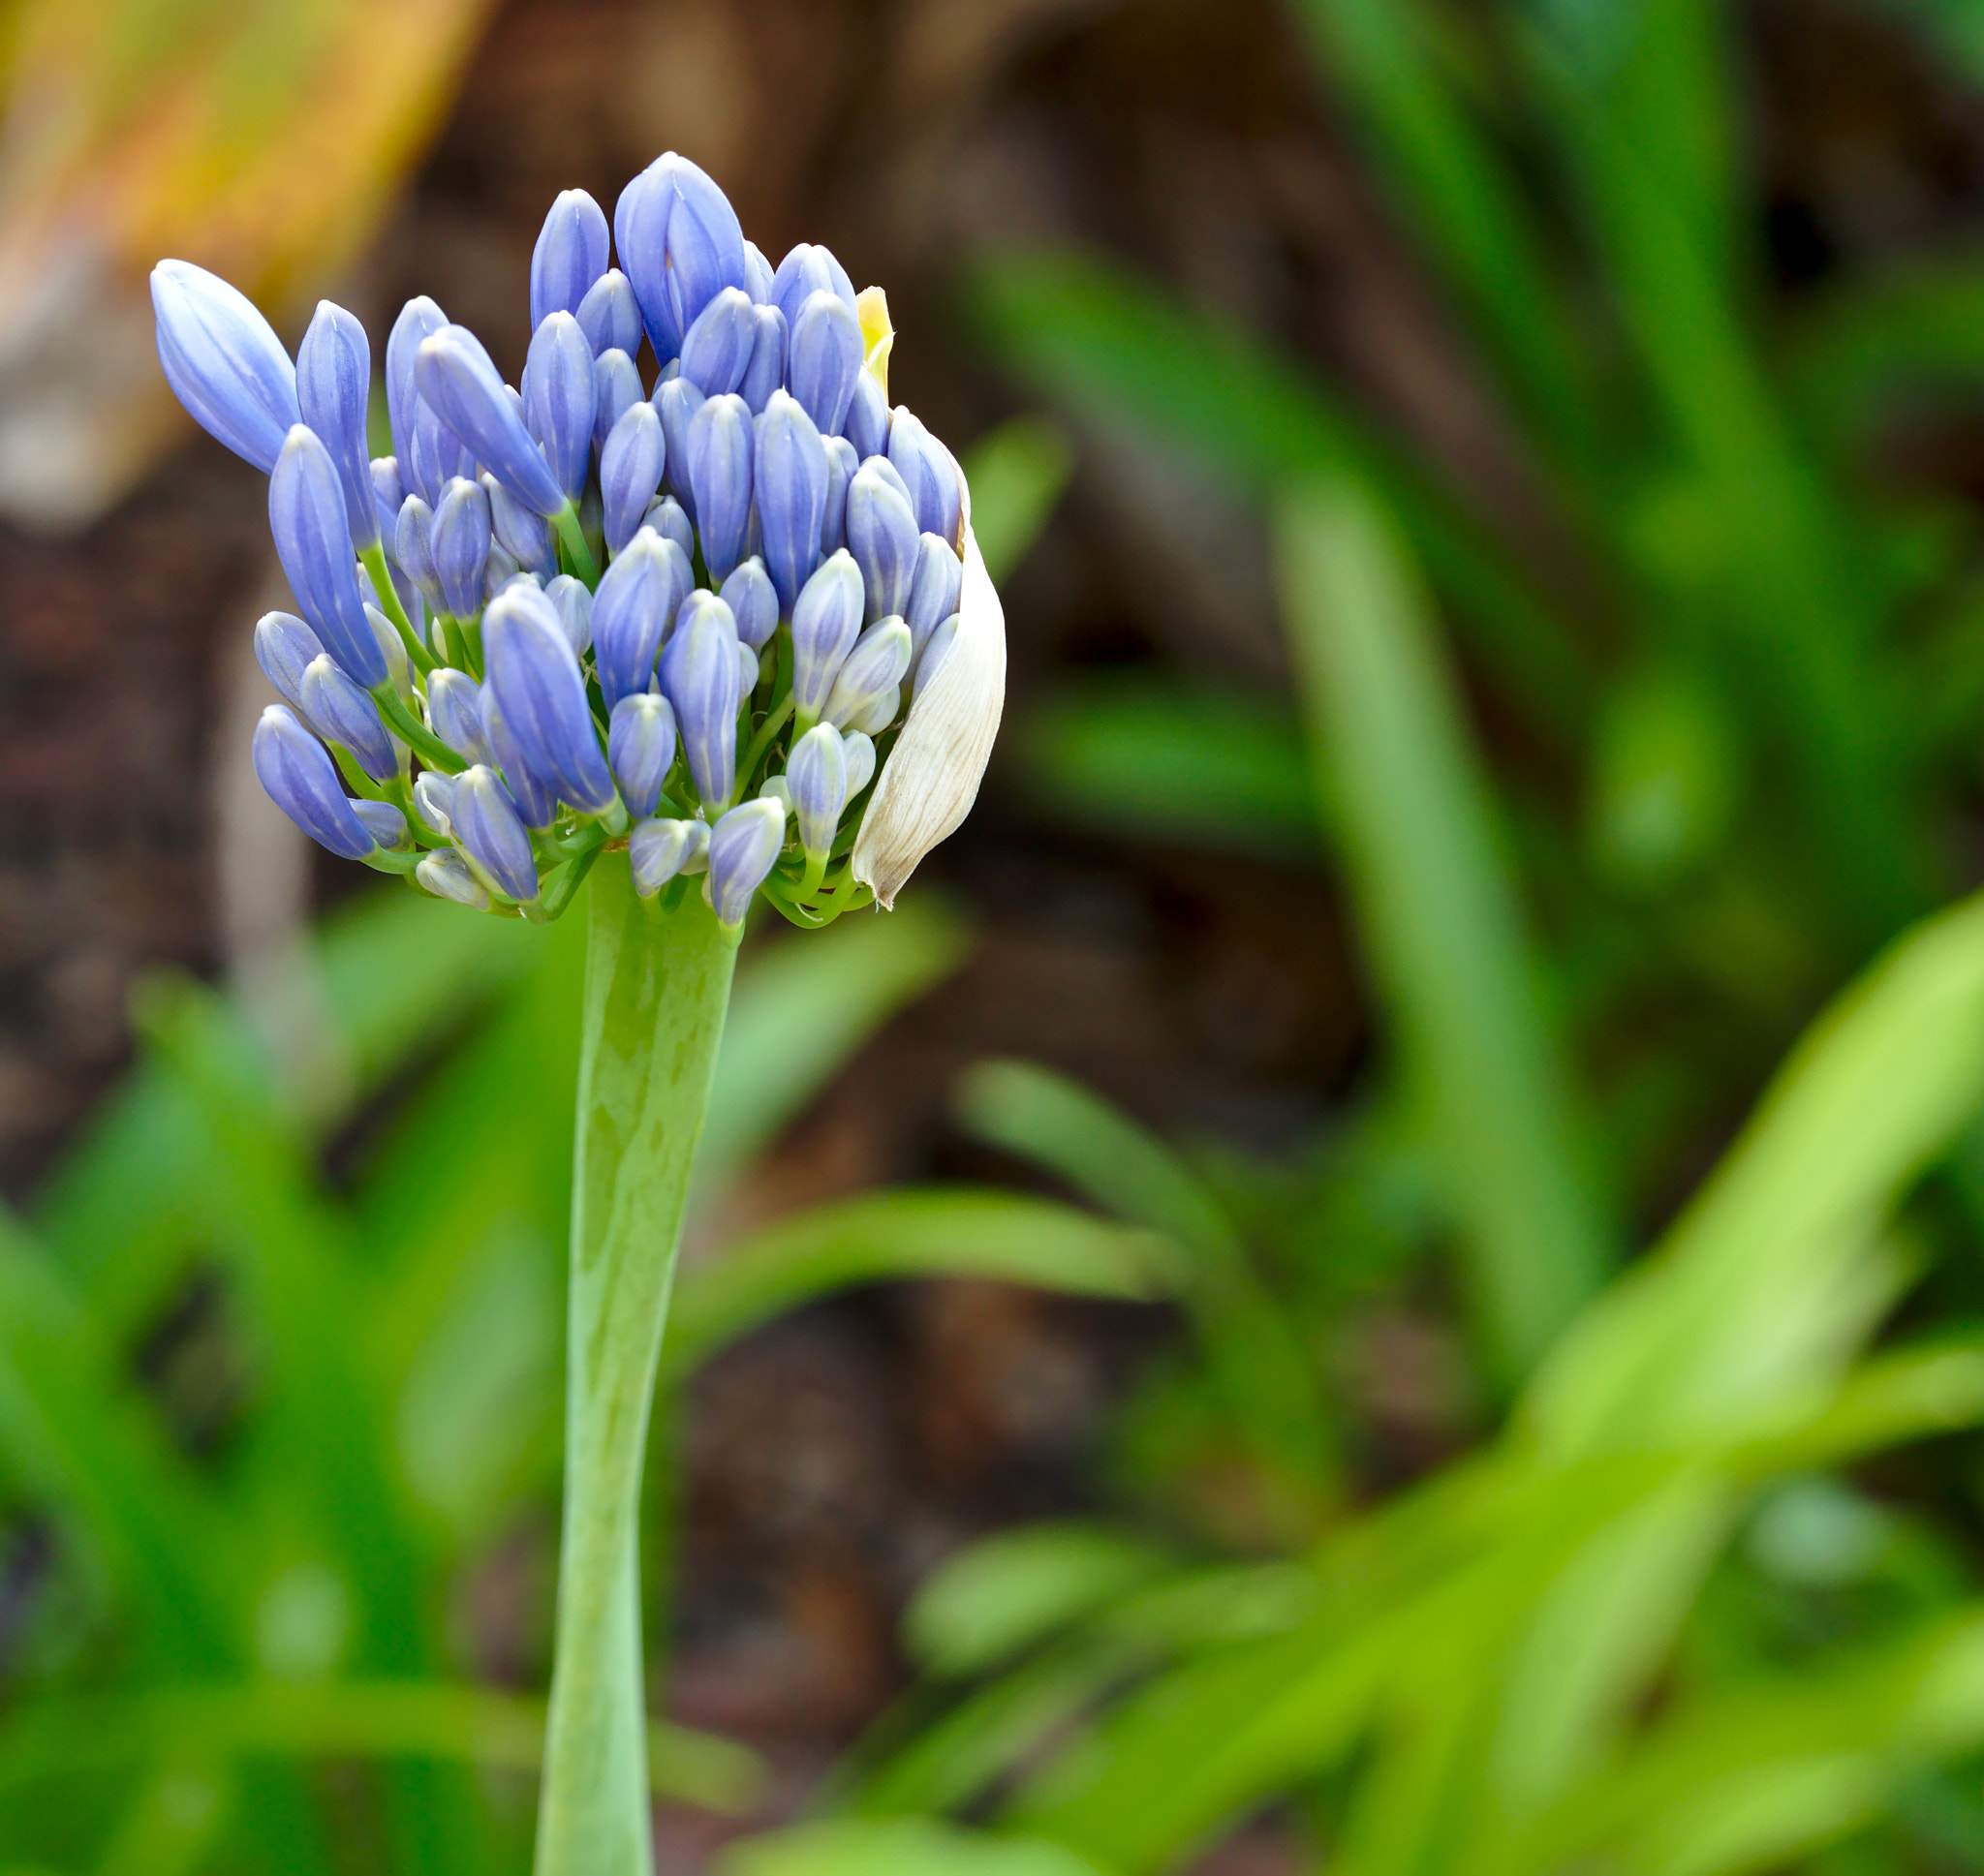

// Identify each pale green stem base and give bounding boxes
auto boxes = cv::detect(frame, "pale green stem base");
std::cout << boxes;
[534,863,737,1876]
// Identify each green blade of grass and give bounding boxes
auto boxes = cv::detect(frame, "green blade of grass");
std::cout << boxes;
[1276,477,1614,1380]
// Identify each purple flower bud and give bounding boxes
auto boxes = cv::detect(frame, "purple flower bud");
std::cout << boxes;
[912,613,959,701]
[593,528,691,708]
[296,300,377,548]
[370,455,405,539]
[522,312,597,502]
[822,617,912,730]
[414,768,457,834]
[614,152,750,361]
[609,691,679,817]
[150,261,299,474]
[707,798,785,928]
[253,611,326,720]
[530,189,609,329]
[301,653,396,780]
[482,582,617,815]
[352,799,407,847]
[905,533,964,661]
[821,435,857,556]
[790,550,864,725]
[416,323,567,517]
[787,290,862,438]
[483,547,525,603]
[593,347,643,454]
[451,765,540,902]
[740,304,787,415]
[679,287,757,397]
[629,816,709,897]
[720,557,778,651]
[660,590,742,806]
[886,406,963,545]
[770,243,858,329]
[842,729,877,800]
[846,460,918,624]
[417,847,486,907]
[843,365,888,460]
[786,723,848,858]
[545,573,594,657]
[394,495,446,617]
[654,376,705,521]
[645,494,694,561]
[404,396,473,506]
[480,689,559,828]
[744,240,776,305]
[386,296,449,468]
[602,402,666,555]
[253,705,375,859]
[431,476,492,619]
[753,389,828,616]
[577,268,643,360]
[687,392,754,583]
[427,666,494,766]
[270,425,388,689]
[482,473,557,576]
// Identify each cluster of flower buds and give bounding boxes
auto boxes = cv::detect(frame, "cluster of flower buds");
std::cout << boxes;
[152,153,1004,937]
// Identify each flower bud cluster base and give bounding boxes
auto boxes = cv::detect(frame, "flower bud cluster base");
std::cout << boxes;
[153,152,990,939]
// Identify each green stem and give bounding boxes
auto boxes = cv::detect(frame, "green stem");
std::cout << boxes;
[372,684,464,775]
[534,861,736,1876]
[553,503,602,589]
[358,543,437,675]
[736,695,793,794]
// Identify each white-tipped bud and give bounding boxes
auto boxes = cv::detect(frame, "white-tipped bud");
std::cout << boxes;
[416,848,488,907]
[851,459,1005,907]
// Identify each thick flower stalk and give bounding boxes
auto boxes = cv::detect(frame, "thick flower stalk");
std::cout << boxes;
[152,153,1002,1876]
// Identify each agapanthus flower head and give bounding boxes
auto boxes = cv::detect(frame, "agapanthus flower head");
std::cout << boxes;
[155,151,1003,933]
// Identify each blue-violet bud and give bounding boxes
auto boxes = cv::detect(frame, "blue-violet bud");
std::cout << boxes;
[744,239,776,306]
[545,573,594,657]
[659,590,742,806]
[530,189,609,328]
[720,556,778,651]
[296,300,378,548]
[370,455,404,539]
[821,434,857,557]
[740,303,787,414]
[687,392,754,583]
[416,323,567,517]
[427,666,494,766]
[770,242,858,328]
[523,312,597,502]
[629,816,709,897]
[352,800,407,847]
[679,287,756,397]
[654,375,705,520]
[613,151,750,360]
[706,797,785,930]
[385,295,449,467]
[483,473,557,576]
[404,395,474,506]
[593,528,689,708]
[577,268,642,360]
[887,405,962,545]
[254,611,325,720]
[602,401,666,555]
[608,691,679,818]
[790,550,864,727]
[301,653,397,781]
[431,476,493,619]
[594,347,643,454]
[394,494,446,617]
[755,389,828,616]
[822,617,912,730]
[787,723,848,858]
[253,705,375,859]
[481,582,618,815]
[843,364,888,460]
[905,532,964,660]
[151,260,300,474]
[787,289,863,438]
[645,493,694,562]
[270,425,388,689]
[450,765,540,903]
[480,689,559,828]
